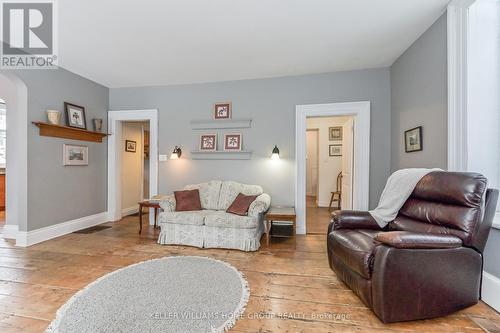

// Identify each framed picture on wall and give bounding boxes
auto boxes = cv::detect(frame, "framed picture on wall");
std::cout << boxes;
[63,144,88,166]
[64,102,87,129]
[329,126,343,141]
[214,102,232,119]
[200,134,217,151]
[329,144,342,157]
[125,140,137,152]
[404,126,423,153]
[224,133,242,151]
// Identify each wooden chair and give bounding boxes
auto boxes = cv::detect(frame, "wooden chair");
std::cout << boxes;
[329,172,342,211]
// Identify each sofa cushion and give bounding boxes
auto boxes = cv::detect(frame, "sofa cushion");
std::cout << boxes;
[184,180,222,210]
[159,210,216,226]
[174,189,202,211]
[226,193,258,216]
[205,211,258,229]
[218,181,263,211]
[327,229,381,279]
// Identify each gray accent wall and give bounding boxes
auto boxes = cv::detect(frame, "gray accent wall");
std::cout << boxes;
[110,69,391,209]
[390,13,448,171]
[2,68,109,231]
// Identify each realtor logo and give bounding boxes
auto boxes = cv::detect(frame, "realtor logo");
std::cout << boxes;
[1,0,58,68]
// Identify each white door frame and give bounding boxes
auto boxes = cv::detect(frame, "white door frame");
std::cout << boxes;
[108,109,158,225]
[295,101,370,234]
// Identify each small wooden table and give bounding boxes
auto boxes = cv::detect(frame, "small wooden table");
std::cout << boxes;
[138,200,161,234]
[264,206,296,246]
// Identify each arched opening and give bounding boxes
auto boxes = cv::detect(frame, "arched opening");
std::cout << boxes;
[0,73,28,242]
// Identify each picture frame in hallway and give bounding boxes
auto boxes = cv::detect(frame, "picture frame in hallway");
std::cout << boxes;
[329,126,342,140]
[214,102,232,119]
[200,134,217,151]
[63,144,88,166]
[64,102,87,129]
[224,133,242,151]
[329,144,342,157]
[404,126,423,153]
[125,140,137,152]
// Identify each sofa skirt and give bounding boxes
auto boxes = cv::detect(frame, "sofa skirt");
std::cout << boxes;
[157,222,264,252]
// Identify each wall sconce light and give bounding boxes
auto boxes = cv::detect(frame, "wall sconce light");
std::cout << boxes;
[170,146,182,159]
[271,145,280,160]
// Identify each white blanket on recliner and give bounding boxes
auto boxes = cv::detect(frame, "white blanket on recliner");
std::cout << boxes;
[369,168,441,228]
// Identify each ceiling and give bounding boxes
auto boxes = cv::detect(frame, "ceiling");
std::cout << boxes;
[58,0,449,88]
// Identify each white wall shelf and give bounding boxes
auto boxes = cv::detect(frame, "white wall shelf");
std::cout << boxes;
[190,119,252,129]
[190,151,252,160]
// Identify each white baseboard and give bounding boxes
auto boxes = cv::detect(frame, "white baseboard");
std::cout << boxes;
[482,271,500,312]
[2,224,18,239]
[121,206,139,217]
[15,212,110,247]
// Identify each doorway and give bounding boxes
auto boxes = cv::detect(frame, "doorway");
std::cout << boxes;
[108,109,158,225]
[305,116,354,234]
[121,121,150,217]
[295,101,371,234]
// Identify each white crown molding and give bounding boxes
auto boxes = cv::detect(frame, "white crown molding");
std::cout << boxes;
[15,212,109,247]
[482,271,500,312]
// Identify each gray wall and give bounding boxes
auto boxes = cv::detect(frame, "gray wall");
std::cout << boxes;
[2,68,109,231]
[390,13,448,171]
[110,68,391,209]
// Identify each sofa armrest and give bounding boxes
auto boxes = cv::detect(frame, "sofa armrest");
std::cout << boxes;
[328,210,382,233]
[159,195,176,212]
[248,193,271,218]
[374,231,462,249]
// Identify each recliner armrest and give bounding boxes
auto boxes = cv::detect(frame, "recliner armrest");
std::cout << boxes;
[375,231,462,249]
[328,210,382,233]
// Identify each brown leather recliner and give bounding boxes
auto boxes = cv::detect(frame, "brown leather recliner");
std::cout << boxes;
[327,171,499,323]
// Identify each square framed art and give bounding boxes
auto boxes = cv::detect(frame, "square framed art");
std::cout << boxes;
[329,126,343,141]
[329,144,342,157]
[404,126,423,153]
[63,144,88,166]
[125,140,137,152]
[214,102,232,119]
[224,133,242,151]
[200,134,217,151]
[64,102,87,129]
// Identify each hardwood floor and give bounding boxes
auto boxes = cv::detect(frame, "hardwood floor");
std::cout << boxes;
[0,215,498,332]
[306,195,333,234]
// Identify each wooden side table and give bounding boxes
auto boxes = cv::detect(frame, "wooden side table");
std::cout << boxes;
[138,200,161,234]
[264,206,296,246]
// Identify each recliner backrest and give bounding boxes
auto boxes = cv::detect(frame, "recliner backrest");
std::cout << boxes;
[390,171,489,251]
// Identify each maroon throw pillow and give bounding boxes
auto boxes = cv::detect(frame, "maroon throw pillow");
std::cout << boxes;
[226,193,258,216]
[174,189,202,211]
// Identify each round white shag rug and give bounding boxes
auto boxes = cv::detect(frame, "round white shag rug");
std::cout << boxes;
[46,256,249,333]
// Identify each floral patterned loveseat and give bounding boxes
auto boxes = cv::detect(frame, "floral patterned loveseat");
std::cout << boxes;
[158,180,271,251]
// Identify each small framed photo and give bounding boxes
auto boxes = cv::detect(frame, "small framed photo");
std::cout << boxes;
[405,126,423,153]
[200,134,217,151]
[214,102,232,119]
[63,144,88,166]
[125,140,137,153]
[329,127,343,141]
[224,134,242,151]
[329,144,342,157]
[64,102,87,129]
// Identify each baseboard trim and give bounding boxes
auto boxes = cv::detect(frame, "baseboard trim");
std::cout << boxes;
[15,212,110,247]
[122,206,139,217]
[2,224,18,239]
[482,271,500,312]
